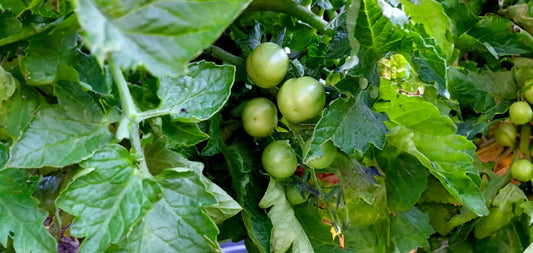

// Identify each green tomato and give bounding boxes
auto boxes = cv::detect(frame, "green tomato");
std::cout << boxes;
[242,97,278,138]
[493,122,517,147]
[277,76,326,123]
[522,81,533,104]
[511,159,533,182]
[306,141,337,169]
[509,101,532,125]
[285,186,308,205]
[246,42,289,88]
[262,140,298,179]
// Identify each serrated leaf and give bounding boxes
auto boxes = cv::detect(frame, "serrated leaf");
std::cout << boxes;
[259,178,314,253]
[157,61,235,123]
[56,144,161,253]
[7,81,114,168]
[375,83,489,216]
[306,91,387,161]
[390,207,435,252]
[400,0,454,59]
[376,146,429,211]
[0,168,58,253]
[224,142,272,253]
[144,138,240,224]
[466,15,533,57]
[21,15,79,85]
[120,169,221,252]
[75,0,250,77]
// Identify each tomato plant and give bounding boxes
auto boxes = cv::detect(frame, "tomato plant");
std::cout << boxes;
[2,0,533,252]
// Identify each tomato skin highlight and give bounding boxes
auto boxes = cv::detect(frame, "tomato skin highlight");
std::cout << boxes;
[277,76,326,123]
[493,122,517,147]
[261,140,298,179]
[242,97,278,138]
[509,101,532,125]
[511,159,533,182]
[246,42,289,88]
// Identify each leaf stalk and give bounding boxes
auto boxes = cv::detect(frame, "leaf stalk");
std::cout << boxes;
[247,0,328,31]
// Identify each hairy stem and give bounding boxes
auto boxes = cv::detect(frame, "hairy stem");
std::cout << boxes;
[110,57,151,178]
[520,124,531,160]
[247,0,328,31]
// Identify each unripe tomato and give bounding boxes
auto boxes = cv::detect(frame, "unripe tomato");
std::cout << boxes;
[306,141,337,169]
[261,140,297,179]
[493,122,517,147]
[246,42,289,88]
[277,76,326,123]
[522,81,533,104]
[242,98,278,138]
[285,186,308,205]
[509,101,532,125]
[510,159,533,182]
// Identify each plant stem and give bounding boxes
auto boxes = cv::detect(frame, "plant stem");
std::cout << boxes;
[137,108,172,122]
[109,57,151,178]
[246,0,328,31]
[519,124,531,160]
[206,45,245,66]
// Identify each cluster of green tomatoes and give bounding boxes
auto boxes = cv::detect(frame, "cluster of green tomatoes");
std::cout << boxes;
[494,80,533,182]
[243,42,337,204]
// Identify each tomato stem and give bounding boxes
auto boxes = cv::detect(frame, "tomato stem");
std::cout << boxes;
[247,0,328,32]
[110,57,152,178]
[519,124,531,161]
[205,45,244,66]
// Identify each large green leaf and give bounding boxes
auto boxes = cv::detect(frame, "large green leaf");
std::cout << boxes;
[390,207,435,252]
[375,82,489,216]
[0,168,57,253]
[56,144,161,253]
[400,0,454,60]
[144,139,241,224]
[74,0,250,77]
[7,81,114,168]
[224,141,272,253]
[376,146,429,211]
[259,178,314,253]
[305,90,387,161]
[20,15,79,85]
[0,66,16,102]
[118,169,221,252]
[157,61,235,123]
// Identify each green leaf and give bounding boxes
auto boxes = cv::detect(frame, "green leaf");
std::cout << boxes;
[161,118,209,148]
[500,3,533,36]
[376,146,429,211]
[56,144,161,253]
[375,83,489,216]
[0,66,16,102]
[0,82,40,139]
[400,0,454,60]
[0,168,58,253]
[474,183,527,239]
[20,15,80,85]
[306,91,387,161]
[466,15,533,57]
[144,138,240,224]
[390,207,435,252]
[201,113,226,156]
[157,61,235,123]
[75,0,250,77]
[120,169,221,252]
[224,141,272,253]
[259,178,314,253]
[7,81,114,168]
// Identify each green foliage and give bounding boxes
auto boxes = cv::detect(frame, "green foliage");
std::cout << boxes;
[2,0,533,252]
